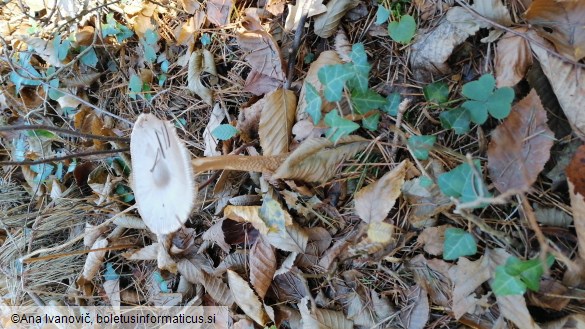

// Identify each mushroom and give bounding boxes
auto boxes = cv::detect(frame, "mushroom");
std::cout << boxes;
[130,113,196,235]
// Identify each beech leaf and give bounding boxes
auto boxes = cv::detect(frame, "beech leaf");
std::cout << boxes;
[259,88,297,156]
[273,136,369,183]
[487,90,554,193]
[313,0,359,38]
[249,236,276,299]
[227,270,270,326]
[355,160,409,223]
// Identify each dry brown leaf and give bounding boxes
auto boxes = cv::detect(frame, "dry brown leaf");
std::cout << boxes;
[206,0,232,26]
[62,72,102,88]
[266,0,286,15]
[448,256,491,319]
[266,222,308,253]
[297,51,342,121]
[187,50,213,105]
[16,35,62,67]
[471,0,512,26]
[566,144,585,260]
[366,222,394,244]
[224,205,269,235]
[410,7,481,77]
[409,255,453,308]
[284,0,327,31]
[244,70,284,96]
[125,243,159,261]
[237,97,265,142]
[236,16,286,85]
[103,279,121,308]
[495,28,533,87]
[400,285,429,329]
[201,219,231,252]
[541,314,585,329]
[81,238,108,281]
[227,270,270,326]
[259,88,297,156]
[273,136,369,183]
[113,214,147,229]
[299,297,353,329]
[203,103,225,157]
[528,31,585,140]
[526,0,585,61]
[313,0,359,38]
[213,252,248,276]
[177,258,234,305]
[487,90,554,193]
[334,29,352,63]
[354,160,409,223]
[249,236,277,299]
[417,225,451,256]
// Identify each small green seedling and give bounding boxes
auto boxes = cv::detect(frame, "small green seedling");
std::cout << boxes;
[443,228,477,260]
[128,74,152,101]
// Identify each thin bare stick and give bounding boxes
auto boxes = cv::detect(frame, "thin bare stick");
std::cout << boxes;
[0,125,129,142]
[0,148,129,166]
[389,99,410,161]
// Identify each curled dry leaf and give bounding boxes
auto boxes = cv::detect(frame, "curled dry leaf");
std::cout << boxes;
[188,50,213,105]
[224,205,269,235]
[227,270,270,326]
[206,0,232,26]
[313,0,359,38]
[81,238,108,281]
[299,296,353,329]
[297,51,342,122]
[526,0,585,61]
[125,243,159,261]
[354,160,410,223]
[203,103,225,157]
[528,31,585,140]
[249,236,277,299]
[113,214,147,230]
[566,144,585,260]
[237,96,265,142]
[273,136,369,183]
[177,258,234,305]
[334,29,352,63]
[201,219,231,252]
[259,88,297,156]
[487,90,554,193]
[495,28,533,87]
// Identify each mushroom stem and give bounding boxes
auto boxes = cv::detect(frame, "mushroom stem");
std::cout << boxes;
[192,155,285,173]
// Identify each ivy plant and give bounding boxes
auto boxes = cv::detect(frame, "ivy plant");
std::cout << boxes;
[212,124,239,141]
[437,160,491,207]
[492,255,555,296]
[443,228,477,260]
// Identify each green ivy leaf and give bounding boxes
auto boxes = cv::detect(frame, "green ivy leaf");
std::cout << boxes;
[324,110,360,143]
[382,93,401,116]
[347,43,370,93]
[407,135,436,160]
[128,74,142,100]
[212,124,239,140]
[10,53,42,91]
[505,255,554,292]
[351,89,386,114]
[492,266,526,296]
[318,63,354,102]
[375,5,390,25]
[361,111,380,131]
[439,107,471,134]
[437,161,490,207]
[53,34,71,61]
[30,163,55,183]
[305,82,322,124]
[388,15,416,44]
[443,228,477,260]
[423,81,449,104]
[144,29,158,45]
[80,47,98,68]
[48,78,63,100]
[143,44,157,63]
[160,60,170,73]
[152,271,169,293]
[115,184,135,203]
[116,25,134,42]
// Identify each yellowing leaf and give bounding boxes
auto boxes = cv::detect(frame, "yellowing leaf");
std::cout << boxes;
[273,136,369,183]
[227,270,270,326]
[495,28,533,87]
[313,0,359,38]
[487,90,554,193]
[354,160,409,223]
[249,236,276,299]
[259,88,297,156]
[187,50,213,105]
[367,222,394,244]
[224,205,269,234]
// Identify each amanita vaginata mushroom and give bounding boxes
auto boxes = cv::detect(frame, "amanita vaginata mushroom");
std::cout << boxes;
[130,113,196,235]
